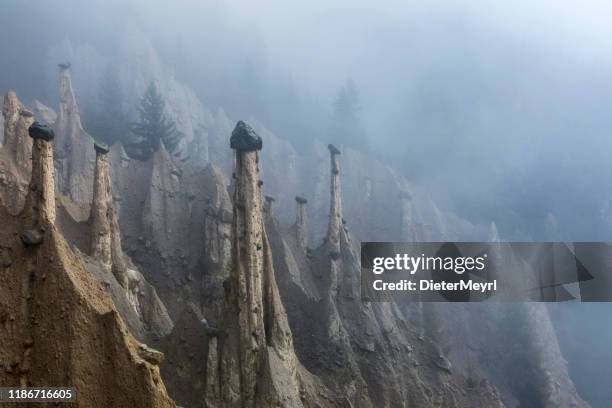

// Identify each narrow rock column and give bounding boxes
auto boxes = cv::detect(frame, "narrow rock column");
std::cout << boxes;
[294,196,308,250]
[24,122,56,227]
[217,121,304,407]
[398,191,416,241]
[90,141,128,287]
[56,63,95,203]
[91,142,113,271]
[489,221,500,243]
[227,120,266,406]
[327,144,342,252]
[15,110,34,170]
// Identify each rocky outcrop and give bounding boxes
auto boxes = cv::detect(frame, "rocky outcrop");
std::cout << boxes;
[55,65,96,203]
[2,92,33,175]
[0,121,176,407]
[208,121,333,408]
[0,92,32,214]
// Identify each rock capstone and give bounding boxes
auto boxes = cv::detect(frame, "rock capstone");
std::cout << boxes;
[328,144,341,155]
[20,230,43,246]
[28,122,55,141]
[94,140,110,155]
[230,120,262,151]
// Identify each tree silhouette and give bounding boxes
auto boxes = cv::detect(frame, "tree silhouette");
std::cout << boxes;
[329,78,366,148]
[129,81,180,159]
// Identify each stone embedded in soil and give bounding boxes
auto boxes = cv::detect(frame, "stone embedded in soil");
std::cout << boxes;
[20,230,43,246]
[0,247,13,267]
[138,344,165,365]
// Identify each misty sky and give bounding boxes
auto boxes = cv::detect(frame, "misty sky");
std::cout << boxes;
[3,0,612,240]
[2,4,612,405]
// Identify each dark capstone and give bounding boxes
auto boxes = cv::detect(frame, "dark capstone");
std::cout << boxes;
[329,250,341,260]
[28,122,54,141]
[94,141,110,155]
[20,230,43,246]
[398,191,412,201]
[295,196,308,204]
[20,109,34,118]
[264,195,275,203]
[230,120,262,151]
[58,62,71,70]
[328,144,341,155]
[205,326,220,338]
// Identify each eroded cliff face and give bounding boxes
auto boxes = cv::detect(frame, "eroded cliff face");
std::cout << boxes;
[37,39,591,407]
[0,122,176,408]
[264,145,507,408]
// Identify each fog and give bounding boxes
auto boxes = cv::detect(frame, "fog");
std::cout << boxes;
[4,0,612,241]
[2,1,612,406]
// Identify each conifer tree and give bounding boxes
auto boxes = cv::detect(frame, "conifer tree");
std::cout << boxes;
[129,81,180,159]
[329,78,366,148]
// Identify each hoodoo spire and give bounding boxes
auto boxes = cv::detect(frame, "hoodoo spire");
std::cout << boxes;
[90,141,128,287]
[326,144,342,252]
[24,122,56,227]
[211,120,305,407]
[294,196,308,250]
